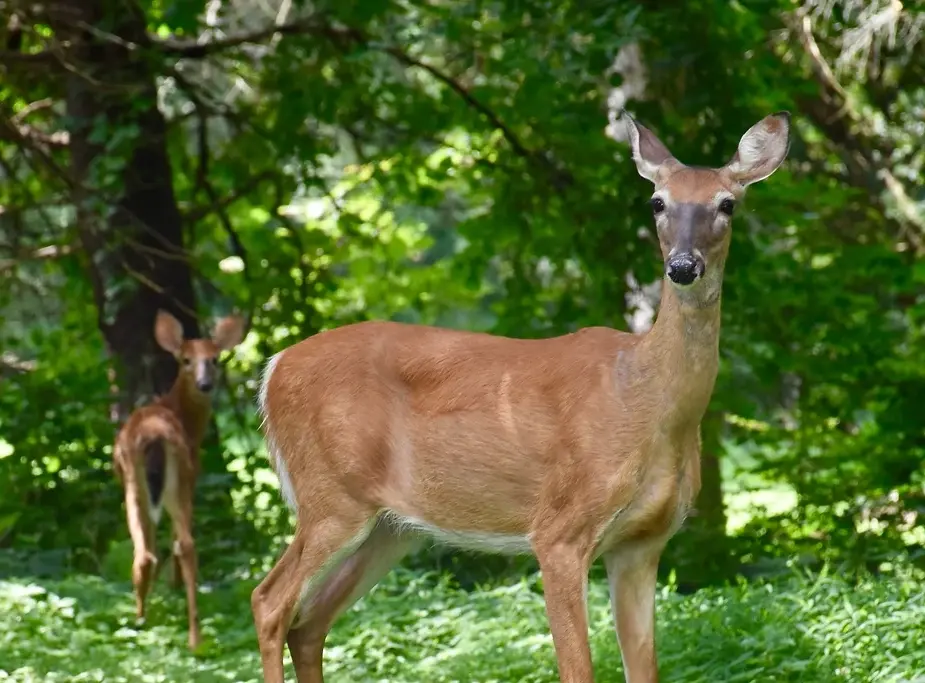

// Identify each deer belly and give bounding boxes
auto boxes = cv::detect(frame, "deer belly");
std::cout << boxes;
[380,475,536,555]
[383,512,533,555]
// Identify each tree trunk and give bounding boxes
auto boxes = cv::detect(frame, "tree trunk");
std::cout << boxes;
[666,408,733,591]
[54,0,199,420]
[697,409,728,536]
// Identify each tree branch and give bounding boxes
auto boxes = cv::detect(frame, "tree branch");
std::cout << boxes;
[157,15,571,184]
[11,98,56,123]
[0,352,37,377]
[204,179,250,273]
[183,170,279,224]
[1,14,349,69]
[785,9,924,250]
[0,121,70,147]
[187,95,251,274]
[0,46,63,66]
[154,16,361,58]
[384,46,534,160]
[0,243,75,274]
[0,112,75,189]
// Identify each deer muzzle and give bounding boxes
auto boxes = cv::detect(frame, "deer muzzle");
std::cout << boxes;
[666,252,705,286]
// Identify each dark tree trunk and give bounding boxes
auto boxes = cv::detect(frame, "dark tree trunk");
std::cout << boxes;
[54,0,199,420]
[46,0,239,563]
[697,409,729,536]
[665,408,733,591]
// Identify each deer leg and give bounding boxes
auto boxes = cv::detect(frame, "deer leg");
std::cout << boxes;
[286,520,420,683]
[171,535,183,590]
[251,512,378,683]
[604,545,661,683]
[533,540,594,683]
[165,479,201,650]
[124,477,156,621]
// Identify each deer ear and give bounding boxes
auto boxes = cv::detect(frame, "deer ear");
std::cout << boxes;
[725,112,791,186]
[623,111,676,182]
[154,310,184,355]
[212,315,245,351]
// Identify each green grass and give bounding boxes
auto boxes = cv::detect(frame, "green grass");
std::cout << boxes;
[1,566,924,682]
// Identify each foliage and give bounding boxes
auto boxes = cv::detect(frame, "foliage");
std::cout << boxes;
[1,0,925,587]
[1,563,924,682]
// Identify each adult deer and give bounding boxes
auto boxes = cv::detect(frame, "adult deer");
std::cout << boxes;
[253,111,790,682]
[113,310,245,650]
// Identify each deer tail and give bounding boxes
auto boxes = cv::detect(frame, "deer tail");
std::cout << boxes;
[143,438,167,510]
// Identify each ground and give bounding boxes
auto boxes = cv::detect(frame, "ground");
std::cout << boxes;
[1,566,923,682]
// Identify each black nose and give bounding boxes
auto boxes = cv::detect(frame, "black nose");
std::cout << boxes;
[666,253,705,286]
[197,381,214,393]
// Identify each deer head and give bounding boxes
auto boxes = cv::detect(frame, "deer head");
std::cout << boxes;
[624,111,791,306]
[155,310,246,394]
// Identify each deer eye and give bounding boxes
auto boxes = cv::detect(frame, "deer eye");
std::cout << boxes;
[719,198,736,216]
[650,197,665,215]
[182,358,192,366]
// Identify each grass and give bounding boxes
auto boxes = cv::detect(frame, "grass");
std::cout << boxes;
[1,564,924,682]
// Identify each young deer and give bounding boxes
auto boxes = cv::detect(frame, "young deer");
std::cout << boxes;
[113,310,245,650]
[252,111,790,682]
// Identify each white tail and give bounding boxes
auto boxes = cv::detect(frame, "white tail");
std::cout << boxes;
[113,309,244,650]
[251,111,790,682]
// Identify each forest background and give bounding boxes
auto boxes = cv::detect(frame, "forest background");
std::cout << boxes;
[2,0,925,681]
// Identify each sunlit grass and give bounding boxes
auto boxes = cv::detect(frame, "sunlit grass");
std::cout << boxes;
[2,566,923,682]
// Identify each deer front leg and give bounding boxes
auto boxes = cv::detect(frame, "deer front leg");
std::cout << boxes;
[604,545,661,683]
[533,540,594,683]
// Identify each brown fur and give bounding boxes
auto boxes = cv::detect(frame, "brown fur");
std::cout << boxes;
[251,111,790,683]
[655,166,738,202]
[113,310,245,650]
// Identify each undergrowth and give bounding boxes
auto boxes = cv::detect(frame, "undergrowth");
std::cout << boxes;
[1,567,923,682]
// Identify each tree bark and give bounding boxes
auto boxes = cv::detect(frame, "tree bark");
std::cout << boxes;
[53,0,199,420]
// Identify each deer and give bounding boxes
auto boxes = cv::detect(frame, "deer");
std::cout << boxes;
[251,110,790,682]
[113,309,245,650]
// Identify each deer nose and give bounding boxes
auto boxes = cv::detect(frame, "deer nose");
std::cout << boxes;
[197,380,214,393]
[666,253,705,286]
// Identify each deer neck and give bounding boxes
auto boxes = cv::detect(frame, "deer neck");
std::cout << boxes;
[634,276,722,431]
[162,373,212,452]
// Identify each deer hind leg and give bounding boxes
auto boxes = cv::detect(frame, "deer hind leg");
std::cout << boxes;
[286,519,421,683]
[170,535,184,590]
[124,474,156,621]
[251,509,381,683]
[163,446,201,650]
[604,544,662,683]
